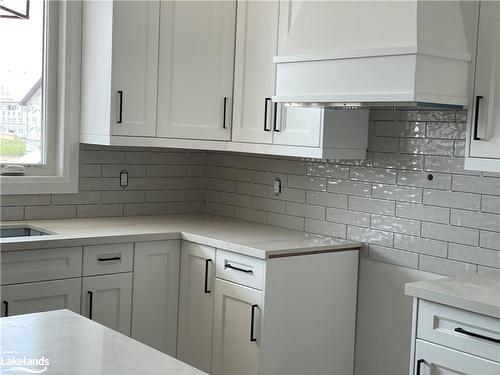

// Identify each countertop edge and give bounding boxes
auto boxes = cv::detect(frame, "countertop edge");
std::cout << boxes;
[0,215,362,259]
[405,283,500,319]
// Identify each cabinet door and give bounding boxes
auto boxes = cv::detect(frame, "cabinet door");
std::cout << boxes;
[1,278,81,317]
[212,279,263,375]
[111,0,159,136]
[81,273,132,336]
[469,1,500,159]
[273,106,322,147]
[177,242,216,373]
[157,1,236,141]
[232,0,279,144]
[131,241,180,357]
[414,339,500,375]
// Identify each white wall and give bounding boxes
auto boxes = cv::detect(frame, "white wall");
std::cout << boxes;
[354,258,440,375]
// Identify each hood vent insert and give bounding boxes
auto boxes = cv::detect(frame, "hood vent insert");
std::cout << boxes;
[273,1,477,108]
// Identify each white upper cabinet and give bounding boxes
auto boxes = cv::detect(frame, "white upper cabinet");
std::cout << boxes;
[111,1,159,136]
[156,1,236,141]
[232,0,279,144]
[81,0,369,159]
[81,0,159,140]
[466,1,500,172]
[273,106,322,147]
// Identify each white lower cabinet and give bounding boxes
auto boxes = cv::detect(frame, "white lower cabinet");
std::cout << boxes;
[131,241,180,357]
[212,279,263,375]
[0,241,360,375]
[414,340,500,375]
[410,299,500,375]
[81,273,133,336]
[1,278,81,317]
[177,242,216,373]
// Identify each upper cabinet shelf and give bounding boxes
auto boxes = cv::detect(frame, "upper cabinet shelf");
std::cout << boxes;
[465,1,500,173]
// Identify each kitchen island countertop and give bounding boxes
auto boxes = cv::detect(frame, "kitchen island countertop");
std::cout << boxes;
[0,309,206,375]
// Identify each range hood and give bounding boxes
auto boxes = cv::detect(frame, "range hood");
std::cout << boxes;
[273,1,477,108]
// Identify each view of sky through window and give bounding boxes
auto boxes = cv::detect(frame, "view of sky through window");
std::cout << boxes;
[0,0,44,165]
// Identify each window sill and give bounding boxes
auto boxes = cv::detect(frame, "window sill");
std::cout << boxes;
[1,174,78,195]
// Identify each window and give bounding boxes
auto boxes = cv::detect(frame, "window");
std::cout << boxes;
[0,0,49,167]
[0,1,81,194]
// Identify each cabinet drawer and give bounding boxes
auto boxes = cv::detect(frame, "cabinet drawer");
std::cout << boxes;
[216,249,264,290]
[414,339,500,375]
[417,300,500,362]
[1,247,82,285]
[1,278,82,317]
[83,243,133,276]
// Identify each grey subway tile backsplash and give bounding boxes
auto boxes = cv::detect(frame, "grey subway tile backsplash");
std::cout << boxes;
[204,109,500,275]
[2,109,499,277]
[1,145,206,222]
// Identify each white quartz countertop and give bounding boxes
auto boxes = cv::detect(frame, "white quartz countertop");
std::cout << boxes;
[0,309,206,375]
[0,214,360,259]
[405,270,500,318]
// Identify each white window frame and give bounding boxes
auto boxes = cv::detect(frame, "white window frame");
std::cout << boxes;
[0,0,81,194]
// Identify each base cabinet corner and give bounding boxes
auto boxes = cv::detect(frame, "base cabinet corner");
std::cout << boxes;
[131,240,181,357]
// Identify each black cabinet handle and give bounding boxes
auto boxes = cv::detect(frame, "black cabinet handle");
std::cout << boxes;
[454,327,500,343]
[416,359,425,375]
[3,301,8,317]
[88,291,94,320]
[473,95,483,140]
[263,98,271,131]
[250,304,258,342]
[97,256,121,262]
[225,263,253,274]
[117,90,123,124]
[222,97,227,129]
[273,102,279,132]
[204,259,212,294]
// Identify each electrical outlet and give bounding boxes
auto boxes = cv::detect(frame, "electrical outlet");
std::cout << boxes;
[120,170,128,187]
[273,177,282,195]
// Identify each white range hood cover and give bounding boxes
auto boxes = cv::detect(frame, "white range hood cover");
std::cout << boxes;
[273,1,477,107]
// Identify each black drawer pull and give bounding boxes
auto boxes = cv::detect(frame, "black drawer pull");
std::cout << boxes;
[250,304,258,342]
[263,98,271,131]
[3,301,8,317]
[87,291,94,320]
[225,263,253,274]
[97,256,121,262]
[117,90,123,124]
[222,97,227,129]
[204,259,212,294]
[454,327,500,343]
[473,95,483,140]
[273,102,279,132]
[416,359,425,375]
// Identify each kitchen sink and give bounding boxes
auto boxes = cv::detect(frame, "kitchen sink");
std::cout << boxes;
[0,226,52,238]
